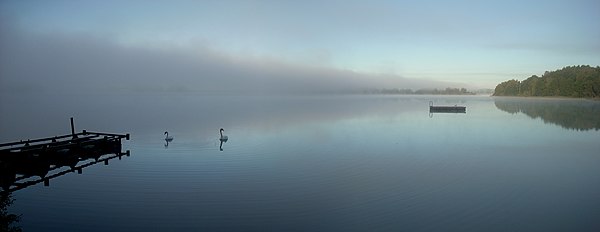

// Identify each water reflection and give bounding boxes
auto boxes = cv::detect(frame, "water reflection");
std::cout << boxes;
[219,140,226,151]
[0,145,130,228]
[0,193,21,232]
[3,95,600,231]
[494,97,600,131]
[0,145,130,193]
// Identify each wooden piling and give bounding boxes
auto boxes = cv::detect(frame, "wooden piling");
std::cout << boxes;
[70,117,76,139]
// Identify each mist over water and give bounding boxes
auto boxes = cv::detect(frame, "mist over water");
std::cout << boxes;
[0,24,460,95]
[0,93,453,142]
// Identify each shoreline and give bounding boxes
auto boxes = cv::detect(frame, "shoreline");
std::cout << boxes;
[492,95,600,101]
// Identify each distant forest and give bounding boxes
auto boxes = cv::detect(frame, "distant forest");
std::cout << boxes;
[362,87,476,95]
[493,65,600,98]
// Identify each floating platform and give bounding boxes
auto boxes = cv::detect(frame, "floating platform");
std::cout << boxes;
[429,101,466,113]
[0,128,130,193]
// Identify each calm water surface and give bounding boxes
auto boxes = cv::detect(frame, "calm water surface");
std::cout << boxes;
[1,94,599,231]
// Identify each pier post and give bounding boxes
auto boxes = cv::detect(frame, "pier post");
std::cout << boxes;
[70,117,76,139]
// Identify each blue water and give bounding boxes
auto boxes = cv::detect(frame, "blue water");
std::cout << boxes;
[2,94,600,231]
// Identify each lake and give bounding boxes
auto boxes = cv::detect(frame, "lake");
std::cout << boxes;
[1,94,600,231]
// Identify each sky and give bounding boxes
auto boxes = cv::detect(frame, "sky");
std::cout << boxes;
[1,0,599,92]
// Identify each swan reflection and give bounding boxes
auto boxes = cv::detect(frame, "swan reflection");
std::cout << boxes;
[219,140,226,151]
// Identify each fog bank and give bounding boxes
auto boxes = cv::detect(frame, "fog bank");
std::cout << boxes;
[0,25,461,94]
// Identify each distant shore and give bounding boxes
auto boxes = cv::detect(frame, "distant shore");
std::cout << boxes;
[492,95,600,101]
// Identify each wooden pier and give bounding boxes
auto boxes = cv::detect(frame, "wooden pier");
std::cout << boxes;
[0,119,130,193]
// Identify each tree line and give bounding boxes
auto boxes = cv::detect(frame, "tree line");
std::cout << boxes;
[493,65,600,98]
[361,87,475,95]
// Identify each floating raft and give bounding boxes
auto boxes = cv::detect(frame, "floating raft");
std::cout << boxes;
[0,129,130,193]
[429,101,466,113]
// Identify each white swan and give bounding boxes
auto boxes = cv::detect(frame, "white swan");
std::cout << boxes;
[219,128,228,142]
[164,131,174,142]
